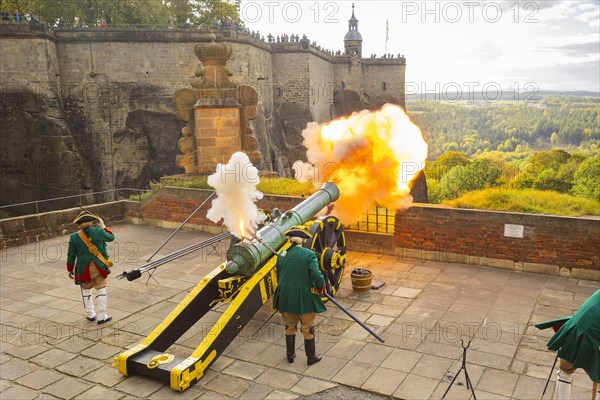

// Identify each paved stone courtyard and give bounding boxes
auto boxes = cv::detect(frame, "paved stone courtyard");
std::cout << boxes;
[1,224,598,399]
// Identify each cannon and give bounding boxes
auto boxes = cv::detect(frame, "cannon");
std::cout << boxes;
[113,183,349,392]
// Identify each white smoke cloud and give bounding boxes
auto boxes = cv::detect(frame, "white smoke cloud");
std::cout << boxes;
[206,152,266,238]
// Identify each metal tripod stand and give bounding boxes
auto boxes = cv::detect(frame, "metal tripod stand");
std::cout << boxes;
[441,339,477,400]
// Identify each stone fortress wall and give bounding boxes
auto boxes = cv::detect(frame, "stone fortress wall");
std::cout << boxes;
[0,22,405,210]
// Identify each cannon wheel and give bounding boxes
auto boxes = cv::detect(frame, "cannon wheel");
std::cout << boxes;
[304,216,347,298]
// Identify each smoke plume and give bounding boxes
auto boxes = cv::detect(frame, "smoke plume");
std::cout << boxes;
[206,152,265,238]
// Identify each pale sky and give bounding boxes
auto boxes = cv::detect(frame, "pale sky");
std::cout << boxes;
[240,0,600,93]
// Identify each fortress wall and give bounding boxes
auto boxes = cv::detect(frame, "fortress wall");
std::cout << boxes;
[228,42,274,103]
[308,53,335,123]
[52,33,276,188]
[1,26,407,208]
[362,61,406,106]
[271,52,310,105]
[333,60,363,98]
[395,205,600,280]
[0,24,61,90]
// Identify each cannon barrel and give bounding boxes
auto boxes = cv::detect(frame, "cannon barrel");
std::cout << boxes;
[226,182,340,276]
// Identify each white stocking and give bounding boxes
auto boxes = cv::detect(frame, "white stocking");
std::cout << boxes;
[95,288,110,321]
[81,288,95,319]
[556,369,573,400]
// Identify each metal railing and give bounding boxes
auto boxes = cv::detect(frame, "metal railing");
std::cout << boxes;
[0,188,153,218]
[344,206,396,234]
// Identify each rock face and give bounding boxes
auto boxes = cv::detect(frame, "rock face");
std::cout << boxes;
[0,89,90,215]
[113,110,184,188]
[268,102,315,177]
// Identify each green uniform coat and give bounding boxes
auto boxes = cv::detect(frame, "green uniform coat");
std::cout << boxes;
[67,226,115,285]
[273,245,326,314]
[536,289,600,381]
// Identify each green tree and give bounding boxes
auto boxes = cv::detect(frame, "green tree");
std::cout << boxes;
[192,0,241,28]
[438,159,502,200]
[1,0,240,28]
[510,149,576,192]
[424,151,470,181]
[572,153,600,201]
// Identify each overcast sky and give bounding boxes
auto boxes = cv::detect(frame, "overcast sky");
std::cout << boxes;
[240,0,600,93]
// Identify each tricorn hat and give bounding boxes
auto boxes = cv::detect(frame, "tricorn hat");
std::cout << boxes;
[73,210,99,224]
[285,227,312,239]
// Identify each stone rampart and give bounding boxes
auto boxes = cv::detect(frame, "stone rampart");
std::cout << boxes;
[0,201,139,247]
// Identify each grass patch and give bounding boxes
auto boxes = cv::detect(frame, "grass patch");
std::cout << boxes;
[128,191,155,202]
[135,177,317,198]
[445,188,600,216]
[257,178,316,196]
[161,177,213,189]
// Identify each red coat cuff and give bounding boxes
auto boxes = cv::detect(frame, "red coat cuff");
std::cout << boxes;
[104,228,113,234]
[67,263,75,272]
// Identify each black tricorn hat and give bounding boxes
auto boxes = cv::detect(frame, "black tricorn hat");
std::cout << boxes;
[73,210,99,224]
[285,227,312,239]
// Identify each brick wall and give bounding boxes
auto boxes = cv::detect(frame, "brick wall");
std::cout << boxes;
[128,186,306,234]
[395,204,600,280]
[135,187,600,281]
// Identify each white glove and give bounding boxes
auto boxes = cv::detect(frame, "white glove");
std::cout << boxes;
[68,271,74,279]
[97,217,106,229]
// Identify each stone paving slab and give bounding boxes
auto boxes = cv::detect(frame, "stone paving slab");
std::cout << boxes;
[1,224,599,399]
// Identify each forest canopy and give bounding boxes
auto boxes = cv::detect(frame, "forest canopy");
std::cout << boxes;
[1,0,241,28]
[408,97,599,160]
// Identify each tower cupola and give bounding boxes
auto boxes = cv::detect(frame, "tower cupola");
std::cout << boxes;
[344,3,362,58]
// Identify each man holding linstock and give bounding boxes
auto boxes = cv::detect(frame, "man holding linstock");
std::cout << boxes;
[67,210,115,324]
[272,227,327,366]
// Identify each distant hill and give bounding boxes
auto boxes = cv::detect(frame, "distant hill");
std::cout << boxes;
[407,91,599,102]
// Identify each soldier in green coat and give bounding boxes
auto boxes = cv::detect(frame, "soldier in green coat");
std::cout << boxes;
[536,289,600,399]
[67,210,115,324]
[273,227,327,365]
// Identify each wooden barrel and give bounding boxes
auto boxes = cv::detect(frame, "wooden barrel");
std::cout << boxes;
[351,268,372,293]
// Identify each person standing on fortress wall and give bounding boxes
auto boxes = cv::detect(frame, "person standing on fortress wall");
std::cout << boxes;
[273,228,327,366]
[67,211,115,324]
[536,289,600,399]
[15,10,21,22]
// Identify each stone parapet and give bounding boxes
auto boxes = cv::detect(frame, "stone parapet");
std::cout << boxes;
[0,201,139,248]
[131,187,599,280]
[394,204,600,279]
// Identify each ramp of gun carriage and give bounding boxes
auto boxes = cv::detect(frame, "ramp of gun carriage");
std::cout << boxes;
[1,221,599,398]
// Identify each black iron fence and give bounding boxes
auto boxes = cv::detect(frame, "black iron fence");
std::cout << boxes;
[345,206,396,234]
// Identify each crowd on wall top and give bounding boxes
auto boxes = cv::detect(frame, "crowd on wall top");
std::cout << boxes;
[1,11,402,59]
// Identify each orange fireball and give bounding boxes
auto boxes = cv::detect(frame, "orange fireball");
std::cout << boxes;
[295,104,427,223]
